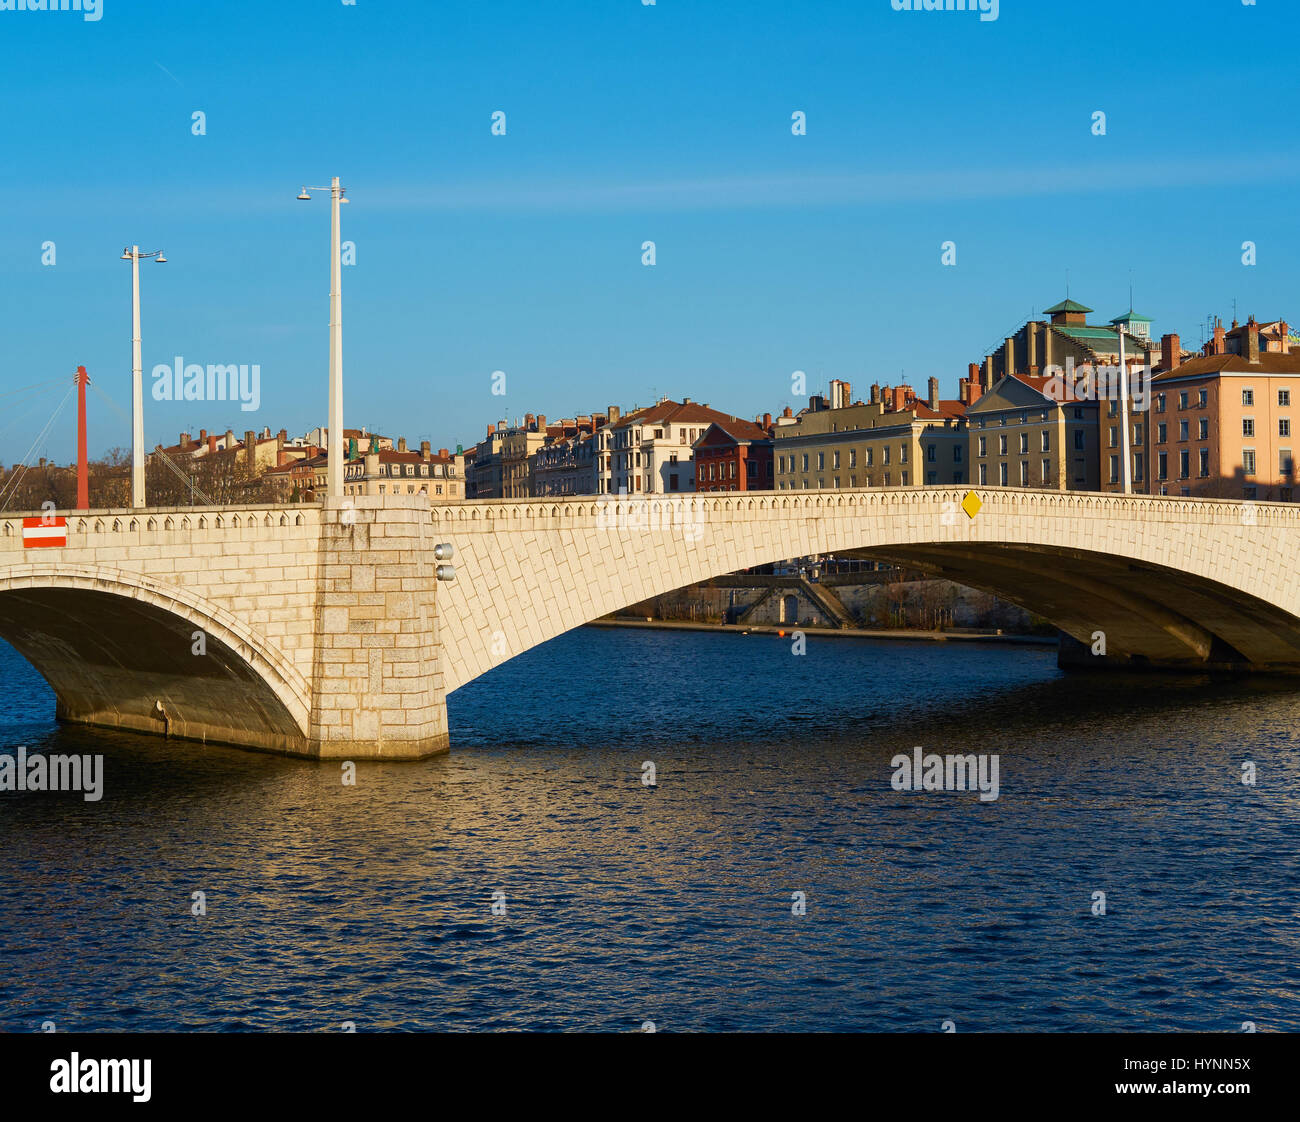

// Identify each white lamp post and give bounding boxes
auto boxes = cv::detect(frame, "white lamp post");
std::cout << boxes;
[297,177,349,499]
[1118,328,1132,495]
[121,245,167,508]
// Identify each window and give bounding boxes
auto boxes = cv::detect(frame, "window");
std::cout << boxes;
[1132,425,1143,446]
[954,445,963,462]
[1109,455,1119,484]
[1178,391,1188,409]
[883,446,891,465]
[1108,400,1118,418]
[901,471,909,485]
[1109,426,1118,448]
[1242,389,1254,406]
[1198,418,1208,440]
[1157,451,1168,480]
[926,471,937,484]
[978,436,987,457]
[927,444,937,463]
[849,449,857,468]
[1157,422,1167,443]
[1282,419,1291,437]
[1179,450,1189,479]
[1020,460,1029,485]
[1040,432,1050,452]
[900,444,909,464]
[999,434,1008,455]
[1283,449,1295,474]
[777,455,785,473]
[832,451,840,469]
[1199,449,1209,477]
[979,464,988,485]
[864,447,874,467]
[833,476,841,488]
[1179,420,1188,441]
[999,462,1008,485]
[1280,389,1291,407]
[1041,459,1051,482]
[1243,449,1256,475]
[1073,430,1085,451]
[1134,458,1144,483]
[817,452,825,470]
[801,454,809,472]
[1243,418,1255,437]
[1019,433,1029,454]
[1198,389,1208,408]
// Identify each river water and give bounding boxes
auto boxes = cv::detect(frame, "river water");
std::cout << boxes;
[1,627,1297,1032]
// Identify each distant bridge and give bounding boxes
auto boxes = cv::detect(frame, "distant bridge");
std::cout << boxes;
[2,488,1299,758]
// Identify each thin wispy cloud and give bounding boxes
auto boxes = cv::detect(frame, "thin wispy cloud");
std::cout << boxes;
[361,157,1300,213]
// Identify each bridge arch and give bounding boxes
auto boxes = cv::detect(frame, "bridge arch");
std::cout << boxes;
[0,565,311,754]
[432,489,1300,692]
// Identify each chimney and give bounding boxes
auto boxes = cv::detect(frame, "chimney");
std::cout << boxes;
[537,413,546,431]
[1161,333,1181,372]
[225,429,235,451]
[967,381,984,406]
[1246,317,1261,363]
[244,430,256,472]
[1281,322,1291,355]
[782,406,793,418]
[958,377,970,404]
[208,434,217,454]
[984,355,994,388]
[277,428,287,444]
[487,422,496,436]
[870,382,880,404]
[438,448,449,459]
[928,377,940,410]
[199,428,207,442]
[525,413,535,429]
[608,405,621,424]
[420,440,431,461]
[398,437,407,453]
[683,397,691,404]
[1004,336,1016,375]
[763,412,772,429]
[1212,318,1226,355]
[179,432,190,450]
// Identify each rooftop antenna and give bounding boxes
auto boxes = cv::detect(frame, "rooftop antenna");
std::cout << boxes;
[1065,268,1070,300]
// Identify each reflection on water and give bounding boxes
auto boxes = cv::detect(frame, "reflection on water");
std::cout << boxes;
[1,628,1298,1032]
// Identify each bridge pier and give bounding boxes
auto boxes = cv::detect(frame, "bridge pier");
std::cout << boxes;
[306,496,449,758]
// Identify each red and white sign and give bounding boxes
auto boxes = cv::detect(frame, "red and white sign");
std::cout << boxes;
[22,516,67,548]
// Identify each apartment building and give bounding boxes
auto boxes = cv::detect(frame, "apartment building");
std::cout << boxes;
[342,439,464,500]
[967,375,1100,490]
[599,399,760,495]
[1150,316,1300,500]
[774,378,969,490]
[692,416,774,492]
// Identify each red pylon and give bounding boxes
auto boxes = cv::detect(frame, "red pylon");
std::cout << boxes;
[74,365,90,510]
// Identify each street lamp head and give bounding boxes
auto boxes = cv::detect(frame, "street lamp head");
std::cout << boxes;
[297,188,312,201]
[120,248,132,260]
[340,196,350,204]
[154,253,167,263]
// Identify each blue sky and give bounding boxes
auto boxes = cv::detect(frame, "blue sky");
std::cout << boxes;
[1,0,1297,464]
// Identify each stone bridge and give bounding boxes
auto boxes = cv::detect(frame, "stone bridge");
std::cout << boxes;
[2,488,1299,759]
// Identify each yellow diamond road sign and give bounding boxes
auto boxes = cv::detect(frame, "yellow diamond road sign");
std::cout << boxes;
[960,490,982,519]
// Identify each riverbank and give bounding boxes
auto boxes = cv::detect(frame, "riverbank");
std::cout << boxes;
[588,617,1059,645]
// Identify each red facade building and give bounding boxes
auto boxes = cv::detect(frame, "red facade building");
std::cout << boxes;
[693,416,774,491]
